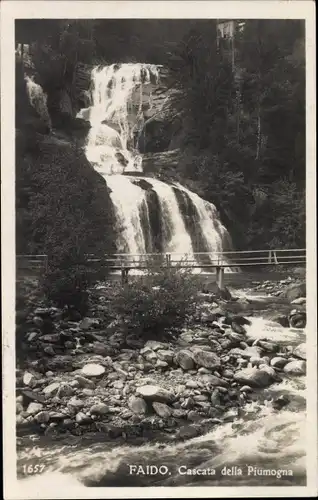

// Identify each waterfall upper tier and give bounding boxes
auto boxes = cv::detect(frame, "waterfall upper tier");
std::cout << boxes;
[77,63,162,175]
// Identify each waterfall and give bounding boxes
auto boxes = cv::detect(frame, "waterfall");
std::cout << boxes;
[24,75,52,129]
[78,63,159,175]
[76,62,234,268]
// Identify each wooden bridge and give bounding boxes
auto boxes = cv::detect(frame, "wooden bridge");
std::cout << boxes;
[17,248,306,288]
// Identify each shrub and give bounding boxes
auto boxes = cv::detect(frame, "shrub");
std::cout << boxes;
[107,265,201,338]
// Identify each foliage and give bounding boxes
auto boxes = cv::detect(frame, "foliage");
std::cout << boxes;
[163,20,305,250]
[107,265,201,338]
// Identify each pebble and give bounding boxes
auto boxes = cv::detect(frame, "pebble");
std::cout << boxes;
[26,402,43,415]
[90,403,109,415]
[35,411,50,423]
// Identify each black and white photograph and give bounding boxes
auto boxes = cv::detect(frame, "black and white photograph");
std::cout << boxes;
[1,1,317,498]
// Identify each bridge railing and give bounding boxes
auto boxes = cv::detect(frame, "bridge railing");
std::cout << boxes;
[16,248,306,271]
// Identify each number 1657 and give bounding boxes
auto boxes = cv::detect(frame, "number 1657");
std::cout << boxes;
[22,464,46,474]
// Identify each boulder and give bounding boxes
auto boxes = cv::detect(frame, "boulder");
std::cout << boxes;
[289,312,306,329]
[270,357,289,369]
[234,367,273,388]
[136,385,174,403]
[81,363,105,377]
[57,384,74,398]
[79,317,99,330]
[43,382,60,396]
[34,411,50,423]
[128,395,148,415]
[192,350,221,370]
[270,315,290,328]
[229,346,263,360]
[283,360,306,375]
[75,375,95,389]
[291,297,306,305]
[152,402,172,418]
[23,372,35,386]
[26,402,43,415]
[90,403,109,416]
[293,343,306,360]
[175,350,195,370]
[156,349,174,364]
[284,282,306,302]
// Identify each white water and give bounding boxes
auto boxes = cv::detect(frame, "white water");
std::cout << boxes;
[24,75,51,129]
[78,63,159,175]
[75,63,234,264]
[17,315,307,489]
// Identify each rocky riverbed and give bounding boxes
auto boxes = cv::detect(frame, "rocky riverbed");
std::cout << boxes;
[16,275,307,447]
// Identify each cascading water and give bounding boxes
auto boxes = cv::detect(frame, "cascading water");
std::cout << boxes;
[24,75,52,129]
[76,63,233,267]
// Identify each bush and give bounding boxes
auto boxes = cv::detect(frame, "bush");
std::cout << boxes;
[107,265,201,338]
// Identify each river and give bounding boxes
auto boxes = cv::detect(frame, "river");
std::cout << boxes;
[16,288,307,489]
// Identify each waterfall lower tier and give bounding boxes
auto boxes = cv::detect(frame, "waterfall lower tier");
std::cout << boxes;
[104,174,233,267]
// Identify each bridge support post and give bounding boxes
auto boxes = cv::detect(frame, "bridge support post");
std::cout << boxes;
[216,266,225,290]
[121,267,129,285]
[166,253,171,268]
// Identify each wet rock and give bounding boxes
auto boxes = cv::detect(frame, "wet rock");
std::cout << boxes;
[136,385,174,403]
[76,412,92,424]
[128,395,148,415]
[289,312,306,329]
[231,322,246,335]
[186,380,199,389]
[152,402,172,418]
[46,355,74,372]
[258,340,279,353]
[155,360,168,369]
[176,425,201,440]
[270,357,289,369]
[33,316,44,328]
[200,374,228,387]
[284,282,306,302]
[240,385,252,393]
[79,317,99,330]
[272,394,290,410]
[228,332,246,343]
[91,342,110,356]
[81,363,105,377]
[270,315,290,327]
[192,350,221,370]
[23,372,36,386]
[35,411,50,423]
[229,346,263,360]
[49,411,69,422]
[181,397,195,409]
[291,297,306,305]
[157,350,174,364]
[258,364,276,378]
[187,410,201,422]
[90,403,109,416]
[26,402,43,415]
[293,343,306,360]
[234,367,273,388]
[283,360,306,375]
[75,375,95,389]
[67,397,85,409]
[43,382,60,396]
[16,402,24,414]
[44,346,55,356]
[40,334,61,343]
[57,384,74,398]
[210,389,221,406]
[144,340,168,351]
[21,390,46,405]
